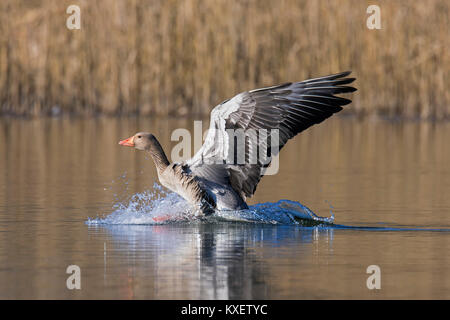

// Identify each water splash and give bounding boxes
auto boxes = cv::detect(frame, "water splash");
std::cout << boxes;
[213,200,334,226]
[87,183,334,226]
[88,183,196,225]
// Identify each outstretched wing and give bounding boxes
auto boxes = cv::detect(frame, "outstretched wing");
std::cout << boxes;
[186,71,356,198]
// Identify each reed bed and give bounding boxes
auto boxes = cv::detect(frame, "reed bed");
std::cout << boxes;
[0,0,448,118]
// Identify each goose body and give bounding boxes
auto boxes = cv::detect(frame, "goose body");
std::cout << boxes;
[119,71,356,214]
[160,163,248,212]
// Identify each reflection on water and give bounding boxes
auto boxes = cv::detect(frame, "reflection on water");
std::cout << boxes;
[88,223,334,299]
[1,116,450,299]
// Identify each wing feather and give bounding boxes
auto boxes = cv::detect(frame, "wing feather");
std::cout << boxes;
[186,71,356,198]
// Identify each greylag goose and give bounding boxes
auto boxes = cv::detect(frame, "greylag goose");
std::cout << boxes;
[119,71,356,215]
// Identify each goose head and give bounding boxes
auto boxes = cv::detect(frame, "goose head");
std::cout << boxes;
[119,132,155,151]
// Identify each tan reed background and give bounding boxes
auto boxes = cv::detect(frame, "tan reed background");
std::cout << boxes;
[0,0,448,118]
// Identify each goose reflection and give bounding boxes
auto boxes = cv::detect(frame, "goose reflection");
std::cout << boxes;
[88,223,334,299]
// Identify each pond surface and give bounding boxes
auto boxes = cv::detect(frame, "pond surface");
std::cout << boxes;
[1,116,450,299]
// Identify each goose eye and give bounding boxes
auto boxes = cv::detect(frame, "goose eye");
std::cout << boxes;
[137,135,142,139]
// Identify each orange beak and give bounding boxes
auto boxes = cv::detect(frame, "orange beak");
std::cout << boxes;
[119,136,135,147]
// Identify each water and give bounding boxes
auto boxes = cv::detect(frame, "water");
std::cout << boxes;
[1,116,450,299]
